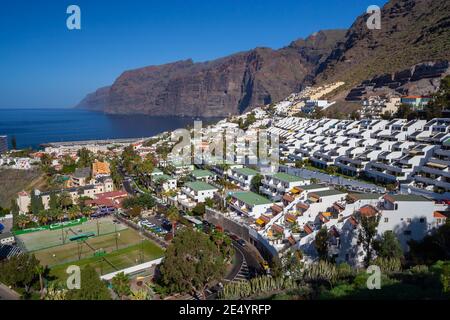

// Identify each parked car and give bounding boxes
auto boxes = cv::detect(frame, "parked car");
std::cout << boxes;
[230,235,239,241]
[237,239,246,247]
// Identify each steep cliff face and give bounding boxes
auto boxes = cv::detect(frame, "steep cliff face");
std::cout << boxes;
[315,0,450,87]
[77,30,346,116]
[75,86,110,112]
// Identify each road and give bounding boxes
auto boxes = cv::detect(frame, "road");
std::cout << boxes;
[0,284,20,300]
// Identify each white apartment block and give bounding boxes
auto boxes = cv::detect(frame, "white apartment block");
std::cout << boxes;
[228,167,259,190]
[260,172,310,201]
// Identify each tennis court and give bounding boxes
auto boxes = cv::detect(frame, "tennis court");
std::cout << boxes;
[16,217,128,252]
[49,240,165,281]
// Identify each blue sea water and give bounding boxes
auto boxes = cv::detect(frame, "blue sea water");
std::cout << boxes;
[0,108,219,150]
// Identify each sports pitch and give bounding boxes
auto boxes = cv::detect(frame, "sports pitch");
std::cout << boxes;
[17,217,128,252]
[49,240,164,281]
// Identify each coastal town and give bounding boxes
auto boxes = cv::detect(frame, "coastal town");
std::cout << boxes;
[1,72,449,300]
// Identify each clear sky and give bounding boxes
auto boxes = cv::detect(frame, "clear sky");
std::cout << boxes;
[0,0,387,108]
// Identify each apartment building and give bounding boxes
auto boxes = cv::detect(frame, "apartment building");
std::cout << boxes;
[17,178,114,213]
[260,172,309,201]
[228,167,259,190]
[228,191,272,218]
[177,181,218,210]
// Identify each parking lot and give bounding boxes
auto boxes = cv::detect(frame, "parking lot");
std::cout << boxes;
[281,166,386,193]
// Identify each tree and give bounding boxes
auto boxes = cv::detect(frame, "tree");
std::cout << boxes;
[111,272,131,299]
[204,197,214,208]
[158,228,227,297]
[250,174,263,194]
[11,199,20,229]
[59,192,73,210]
[35,265,46,299]
[374,231,403,260]
[192,203,206,216]
[408,220,450,265]
[77,148,94,168]
[48,193,59,210]
[358,214,380,267]
[426,75,450,120]
[30,191,44,215]
[0,253,40,294]
[11,136,17,150]
[349,110,361,120]
[315,227,329,260]
[326,165,338,176]
[67,265,111,300]
[166,206,180,237]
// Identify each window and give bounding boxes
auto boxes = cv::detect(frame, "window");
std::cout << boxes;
[384,218,389,223]
[407,218,412,223]
[394,203,398,210]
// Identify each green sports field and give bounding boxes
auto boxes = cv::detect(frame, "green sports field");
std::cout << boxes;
[49,240,164,281]
[17,217,128,252]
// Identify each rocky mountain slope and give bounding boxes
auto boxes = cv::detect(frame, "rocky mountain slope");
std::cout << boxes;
[77,0,450,116]
[76,30,346,116]
[315,0,450,88]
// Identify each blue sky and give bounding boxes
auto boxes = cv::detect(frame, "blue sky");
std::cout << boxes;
[0,0,387,108]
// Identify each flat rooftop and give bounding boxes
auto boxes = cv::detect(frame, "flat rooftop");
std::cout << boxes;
[231,191,272,206]
[272,172,304,183]
[233,167,259,176]
[191,169,214,178]
[185,181,217,192]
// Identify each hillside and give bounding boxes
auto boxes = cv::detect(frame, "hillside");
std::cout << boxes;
[76,0,450,116]
[76,30,346,116]
[315,0,450,89]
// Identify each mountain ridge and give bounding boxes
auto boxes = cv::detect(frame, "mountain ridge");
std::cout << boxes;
[77,0,450,116]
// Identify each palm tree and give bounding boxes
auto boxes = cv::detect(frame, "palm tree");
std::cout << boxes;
[37,209,49,226]
[16,214,31,229]
[67,205,80,220]
[166,206,180,237]
[35,265,46,299]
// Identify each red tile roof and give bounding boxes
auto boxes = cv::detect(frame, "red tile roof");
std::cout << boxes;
[272,224,284,234]
[434,211,448,219]
[303,224,313,234]
[359,205,378,218]
[283,194,295,203]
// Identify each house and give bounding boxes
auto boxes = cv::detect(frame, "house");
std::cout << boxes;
[228,191,272,218]
[152,174,177,191]
[182,181,217,202]
[378,194,443,250]
[92,161,111,177]
[229,167,259,190]
[190,169,216,181]
[72,167,91,187]
[260,172,309,201]
[17,178,114,213]
[85,190,128,209]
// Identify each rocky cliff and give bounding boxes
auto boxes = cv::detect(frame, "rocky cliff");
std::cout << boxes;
[76,30,346,116]
[77,0,450,116]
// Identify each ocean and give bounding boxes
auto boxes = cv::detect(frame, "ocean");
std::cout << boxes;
[0,108,221,150]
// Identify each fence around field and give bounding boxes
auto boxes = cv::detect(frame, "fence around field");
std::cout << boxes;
[12,217,88,236]
[100,257,163,280]
[16,217,128,252]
